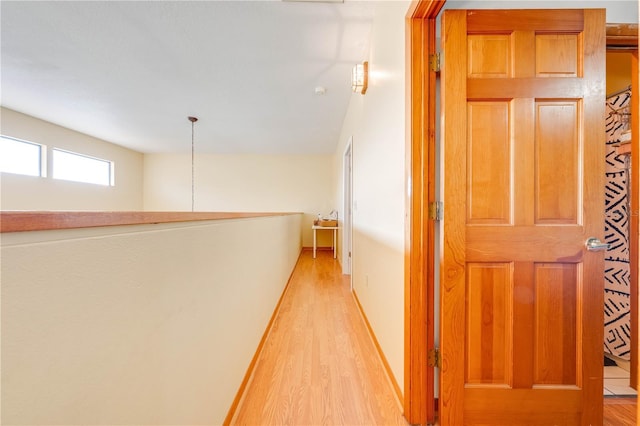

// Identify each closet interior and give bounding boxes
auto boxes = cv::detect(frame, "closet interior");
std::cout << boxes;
[604,49,636,397]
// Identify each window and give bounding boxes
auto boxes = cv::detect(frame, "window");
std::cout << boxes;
[0,135,45,177]
[0,136,115,186]
[52,149,113,186]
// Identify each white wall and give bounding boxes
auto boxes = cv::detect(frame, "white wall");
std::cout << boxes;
[332,1,409,393]
[1,214,302,425]
[1,108,144,211]
[144,153,335,247]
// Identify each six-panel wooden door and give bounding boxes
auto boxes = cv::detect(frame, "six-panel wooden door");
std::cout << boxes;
[441,9,606,425]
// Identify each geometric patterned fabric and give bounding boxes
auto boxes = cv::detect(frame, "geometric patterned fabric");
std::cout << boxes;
[604,88,631,360]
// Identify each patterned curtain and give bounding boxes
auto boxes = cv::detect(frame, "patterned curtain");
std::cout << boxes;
[604,88,632,360]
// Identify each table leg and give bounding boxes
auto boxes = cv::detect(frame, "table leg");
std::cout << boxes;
[333,228,337,259]
[313,227,317,258]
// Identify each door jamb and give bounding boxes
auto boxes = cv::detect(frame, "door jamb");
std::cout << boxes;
[405,1,444,424]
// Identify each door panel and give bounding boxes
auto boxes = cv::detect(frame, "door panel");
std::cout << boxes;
[441,9,606,425]
[468,35,512,78]
[535,34,580,77]
[533,263,578,385]
[467,101,512,224]
[535,100,580,224]
[465,262,512,385]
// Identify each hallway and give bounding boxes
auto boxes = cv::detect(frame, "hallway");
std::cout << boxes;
[231,250,407,425]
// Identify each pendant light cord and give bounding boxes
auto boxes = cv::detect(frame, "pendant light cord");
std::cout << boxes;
[188,116,198,212]
[191,121,194,212]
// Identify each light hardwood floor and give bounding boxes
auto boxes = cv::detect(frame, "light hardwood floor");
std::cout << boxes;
[231,249,637,425]
[603,397,637,426]
[231,250,408,426]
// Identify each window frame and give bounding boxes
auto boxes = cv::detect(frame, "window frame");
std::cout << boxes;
[0,135,47,177]
[52,148,114,187]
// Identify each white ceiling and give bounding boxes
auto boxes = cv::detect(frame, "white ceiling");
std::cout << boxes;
[1,1,375,154]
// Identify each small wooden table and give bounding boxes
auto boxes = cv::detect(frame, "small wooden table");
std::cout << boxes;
[312,225,338,259]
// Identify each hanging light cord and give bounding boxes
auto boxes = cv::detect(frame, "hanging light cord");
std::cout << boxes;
[188,116,198,212]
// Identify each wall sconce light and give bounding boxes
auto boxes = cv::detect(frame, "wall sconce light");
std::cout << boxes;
[352,61,368,95]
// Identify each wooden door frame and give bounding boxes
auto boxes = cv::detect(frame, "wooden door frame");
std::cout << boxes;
[405,1,444,424]
[405,1,639,423]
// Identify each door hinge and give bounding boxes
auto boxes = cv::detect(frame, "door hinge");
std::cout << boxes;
[428,347,440,368]
[429,53,441,73]
[428,201,443,221]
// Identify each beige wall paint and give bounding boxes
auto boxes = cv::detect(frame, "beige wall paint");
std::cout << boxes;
[332,1,409,393]
[1,108,144,211]
[144,153,335,247]
[1,214,302,425]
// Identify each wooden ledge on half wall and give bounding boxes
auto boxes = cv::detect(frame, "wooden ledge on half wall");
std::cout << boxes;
[0,211,302,233]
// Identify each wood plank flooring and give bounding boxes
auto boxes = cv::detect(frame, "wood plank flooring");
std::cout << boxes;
[231,249,637,425]
[603,397,637,426]
[231,250,407,426]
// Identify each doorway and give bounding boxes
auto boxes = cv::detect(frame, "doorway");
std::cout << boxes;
[603,46,638,399]
[343,138,353,279]
[405,2,639,425]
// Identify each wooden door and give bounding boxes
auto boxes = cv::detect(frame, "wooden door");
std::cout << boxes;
[441,9,606,425]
